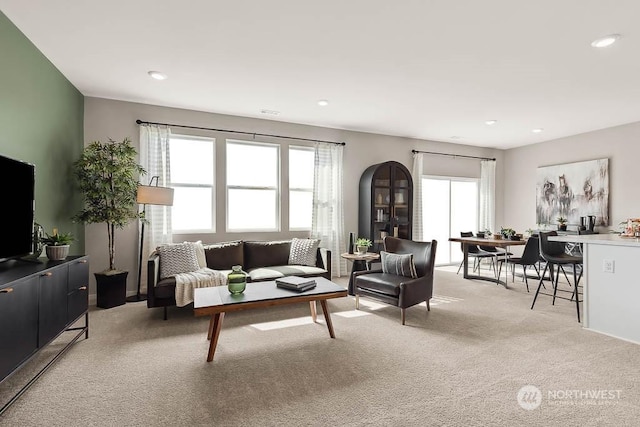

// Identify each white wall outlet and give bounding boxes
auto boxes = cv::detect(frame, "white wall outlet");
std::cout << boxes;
[603,259,615,273]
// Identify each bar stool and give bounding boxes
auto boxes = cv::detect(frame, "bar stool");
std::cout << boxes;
[530,231,583,322]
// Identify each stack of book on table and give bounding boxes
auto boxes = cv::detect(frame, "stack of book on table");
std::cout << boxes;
[275,276,317,292]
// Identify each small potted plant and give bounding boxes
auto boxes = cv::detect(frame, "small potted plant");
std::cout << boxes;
[501,227,516,240]
[557,217,567,231]
[355,237,372,255]
[41,229,74,261]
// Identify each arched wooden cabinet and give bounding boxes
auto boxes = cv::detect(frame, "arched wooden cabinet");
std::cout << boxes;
[359,161,413,252]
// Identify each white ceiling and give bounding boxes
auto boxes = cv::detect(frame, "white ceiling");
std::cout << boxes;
[2,0,639,149]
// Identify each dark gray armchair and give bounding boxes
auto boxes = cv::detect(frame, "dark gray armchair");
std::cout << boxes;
[353,236,437,325]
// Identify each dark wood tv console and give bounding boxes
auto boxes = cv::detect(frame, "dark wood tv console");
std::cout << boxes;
[0,255,89,415]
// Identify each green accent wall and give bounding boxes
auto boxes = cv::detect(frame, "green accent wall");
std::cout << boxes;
[0,11,84,254]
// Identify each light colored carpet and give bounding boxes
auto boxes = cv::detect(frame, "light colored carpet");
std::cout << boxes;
[1,269,639,426]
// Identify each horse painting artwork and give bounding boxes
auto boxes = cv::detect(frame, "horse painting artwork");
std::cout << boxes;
[557,174,573,216]
[536,159,609,227]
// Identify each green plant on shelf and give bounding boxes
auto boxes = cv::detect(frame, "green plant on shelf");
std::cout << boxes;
[41,230,74,246]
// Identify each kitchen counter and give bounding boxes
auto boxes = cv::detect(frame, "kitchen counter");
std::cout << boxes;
[551,233,640,247]
[550,233,640,345]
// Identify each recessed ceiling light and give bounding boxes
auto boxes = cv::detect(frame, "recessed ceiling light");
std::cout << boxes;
[317,99,329,107]
[260,109,280,116]
[532,128,544,133]
[148,71,167,80]
[485,120,497,125]
[450,136,462,139]
[591,34,620,48]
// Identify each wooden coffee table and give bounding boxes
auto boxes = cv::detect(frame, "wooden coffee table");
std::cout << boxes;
[193,277,347,362]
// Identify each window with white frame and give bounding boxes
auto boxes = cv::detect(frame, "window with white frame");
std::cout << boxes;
[289,146,314,230]
[169,135,215,233]
[226,140,279,231]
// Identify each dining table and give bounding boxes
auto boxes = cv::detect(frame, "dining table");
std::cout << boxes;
[448,235,527,288]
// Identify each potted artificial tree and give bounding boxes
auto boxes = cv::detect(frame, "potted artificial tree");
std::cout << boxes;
[73,138,145,309]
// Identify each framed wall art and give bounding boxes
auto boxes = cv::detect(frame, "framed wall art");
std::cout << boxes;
[536,158,609,226]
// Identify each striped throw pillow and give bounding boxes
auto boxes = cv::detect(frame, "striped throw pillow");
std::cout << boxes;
[380,251,417,278]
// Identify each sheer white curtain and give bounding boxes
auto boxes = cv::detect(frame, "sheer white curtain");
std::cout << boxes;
[139,125,173,293]
[479,160,496,233]
[412,152,425,240]
[311,143,346,277]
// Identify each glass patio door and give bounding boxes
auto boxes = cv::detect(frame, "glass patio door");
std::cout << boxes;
[422,177,479,265]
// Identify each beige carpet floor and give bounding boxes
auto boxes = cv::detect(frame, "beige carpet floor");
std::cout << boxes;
[1,269,639,426]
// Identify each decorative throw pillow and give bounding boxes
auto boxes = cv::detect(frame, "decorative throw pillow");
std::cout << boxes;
[188,240,207,269]
[380,251,417,279]
[203,241,244,270]
[158,242,201,279]
[288,238,321,267]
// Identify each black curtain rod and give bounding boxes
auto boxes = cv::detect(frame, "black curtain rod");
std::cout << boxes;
[412,149,495,161]
[136,119,346,146]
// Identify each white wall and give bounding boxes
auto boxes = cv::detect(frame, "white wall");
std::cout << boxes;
[503,121,640,234]
[84,97,504,297]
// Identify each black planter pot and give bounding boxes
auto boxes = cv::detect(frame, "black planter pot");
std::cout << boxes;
[95,271,128,309]
[558,224,567,231]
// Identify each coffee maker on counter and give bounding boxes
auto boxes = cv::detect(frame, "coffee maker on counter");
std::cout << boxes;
[579,215,597,232]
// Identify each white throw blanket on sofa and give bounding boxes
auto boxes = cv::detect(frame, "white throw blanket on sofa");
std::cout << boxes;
[174,268,227,307]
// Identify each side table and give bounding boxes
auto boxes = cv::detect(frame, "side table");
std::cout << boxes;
[341,252,381,296]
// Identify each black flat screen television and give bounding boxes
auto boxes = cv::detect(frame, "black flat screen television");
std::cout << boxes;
[0,154,35,262]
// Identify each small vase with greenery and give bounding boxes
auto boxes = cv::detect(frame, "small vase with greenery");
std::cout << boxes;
[42,229,74,260]
[355,238,372,255]
[500,227,516,239]
[557,217,567,231]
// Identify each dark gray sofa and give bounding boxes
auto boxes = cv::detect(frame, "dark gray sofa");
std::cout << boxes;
[147,240,331,319]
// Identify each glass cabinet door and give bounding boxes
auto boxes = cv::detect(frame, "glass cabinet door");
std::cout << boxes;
[372,165,392,252]
[392,165,411,240]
